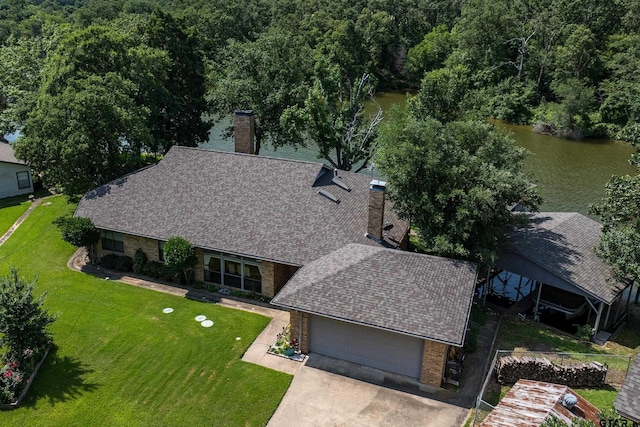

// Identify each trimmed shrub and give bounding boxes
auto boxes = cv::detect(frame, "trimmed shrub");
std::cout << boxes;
[142,261,174,281]
[133,249,148,274]
[100,254,133,272]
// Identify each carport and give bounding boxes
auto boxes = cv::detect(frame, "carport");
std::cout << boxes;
[271,243,479,387]
[491,212,631,335]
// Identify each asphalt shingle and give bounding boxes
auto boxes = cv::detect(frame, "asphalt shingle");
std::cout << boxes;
[0,141,24,165]
[74,146,409,266]
[615,352,640,423]
[271,243,479,345]
[501,212,625,304]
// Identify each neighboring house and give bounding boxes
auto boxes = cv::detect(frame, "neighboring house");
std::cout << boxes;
[271,243,478,386]
[0,140,33,199]
[495,212,629,336]
[614,352,640,424]
[480,379,601,426]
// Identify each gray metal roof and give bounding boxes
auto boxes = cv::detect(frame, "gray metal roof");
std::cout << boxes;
[615,352,640,423]
[0,141,24,165]
[271,243,479,345]
[498,212,625,304]
[74,146,409,266]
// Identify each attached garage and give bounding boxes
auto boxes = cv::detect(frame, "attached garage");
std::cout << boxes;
[309,315,423,379]
[272,243,479,387]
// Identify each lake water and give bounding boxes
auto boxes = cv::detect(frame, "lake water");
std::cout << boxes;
[190,92,638,216]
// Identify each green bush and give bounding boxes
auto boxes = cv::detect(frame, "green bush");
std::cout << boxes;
[54,216,100,247]
[142,261,174,281]
[100,254,133,272]
[132,249,148,274]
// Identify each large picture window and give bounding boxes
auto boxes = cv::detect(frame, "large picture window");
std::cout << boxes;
[204,251,262,293]
[102,231,124,253]
[16,171,30,190]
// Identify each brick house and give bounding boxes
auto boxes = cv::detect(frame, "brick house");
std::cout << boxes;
[74,111,479,387]
[0,140,33,199]
[271,243,478,386]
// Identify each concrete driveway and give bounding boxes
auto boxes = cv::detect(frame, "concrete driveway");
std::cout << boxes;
[268,365,469,427]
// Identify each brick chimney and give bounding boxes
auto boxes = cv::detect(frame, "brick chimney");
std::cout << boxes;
[234,110,255,154]
[367,179,386,241]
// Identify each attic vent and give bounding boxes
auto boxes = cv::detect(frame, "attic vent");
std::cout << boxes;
[331,177,351,192]
[318,189,340,204]
[562,394,577,410]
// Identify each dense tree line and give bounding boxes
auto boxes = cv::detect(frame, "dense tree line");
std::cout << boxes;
[1,0,638,268]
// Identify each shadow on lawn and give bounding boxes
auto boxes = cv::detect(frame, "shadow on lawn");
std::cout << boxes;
[22,346,99,407]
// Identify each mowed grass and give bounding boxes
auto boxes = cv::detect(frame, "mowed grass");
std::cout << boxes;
[0,196,292,426]
[0,194,33,235]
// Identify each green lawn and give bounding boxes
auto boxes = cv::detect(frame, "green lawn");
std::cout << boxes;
[0,196,292,426]
[0,194,33,236]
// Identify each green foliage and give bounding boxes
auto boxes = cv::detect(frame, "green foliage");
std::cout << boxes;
[590,141,640,284]
[574,324,595,341]
[375,108,541,263]
[208,28,313,155]
[0,268,55,360]
[476,78,539,124]
[54,216,100,248]
[142,260,175,281]
[100,254,133,272]
[406,25,456,83]
[132,248,148,274]
[163,236,196,284]
[410,65,472,123]
[281,69,382,171]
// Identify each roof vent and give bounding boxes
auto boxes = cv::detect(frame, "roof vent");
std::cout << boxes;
[331,176,351,192]
[562,393,577,410]
[318,189,340,204]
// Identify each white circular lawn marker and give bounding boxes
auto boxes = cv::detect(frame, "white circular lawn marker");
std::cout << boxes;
[195,315,207,322]
[236,337,241,341]
[201,320,214,328]
[162,308,174,314]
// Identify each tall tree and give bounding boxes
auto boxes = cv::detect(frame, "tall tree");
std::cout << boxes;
[281,69,382,171]
[590,128,640,289]
[142,9,210,153]
[375,108,541,263]
[207,28,313,154]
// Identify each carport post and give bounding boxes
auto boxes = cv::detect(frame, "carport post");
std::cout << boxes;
[593,302,604,335]
[603,304,611,330]
[533,282,542,321]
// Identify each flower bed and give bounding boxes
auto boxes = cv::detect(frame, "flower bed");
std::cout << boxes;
[0,347,50,410]
[268,324,299,358]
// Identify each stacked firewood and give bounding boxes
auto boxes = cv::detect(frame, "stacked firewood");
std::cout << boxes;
[496,356,607,387]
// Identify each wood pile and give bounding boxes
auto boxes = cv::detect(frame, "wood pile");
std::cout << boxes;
[496,356,607,387]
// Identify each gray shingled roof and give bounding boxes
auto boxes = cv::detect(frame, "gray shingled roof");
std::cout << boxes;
[0,141,24,165]
[271,243,479,345]
[499,212,625,304]
[615,352,640,423]
[75,146,409,266]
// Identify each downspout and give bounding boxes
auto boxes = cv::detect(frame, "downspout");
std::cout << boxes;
[298,311,303,353]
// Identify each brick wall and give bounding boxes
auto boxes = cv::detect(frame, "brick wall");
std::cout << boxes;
[420,340,448,387]
[124,234,161,261]
[234,110,255,154]
[262,261,298,298]
[194,248,204,282]
[367,181,385,240]
[289,310,309,353]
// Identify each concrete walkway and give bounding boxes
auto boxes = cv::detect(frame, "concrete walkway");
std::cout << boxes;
[0,197,42,246]
[67,248,305,376]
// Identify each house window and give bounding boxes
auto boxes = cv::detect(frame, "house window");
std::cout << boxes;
[158,241,165,262]
[102,231,124,253]
[204,251,262,293]
[16,171,30,190]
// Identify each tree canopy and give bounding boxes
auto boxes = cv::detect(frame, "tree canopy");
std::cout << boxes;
[13,11,209,195]
[375,107,541,263]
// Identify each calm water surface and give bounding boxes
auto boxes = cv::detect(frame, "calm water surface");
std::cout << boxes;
[202,92,637,216]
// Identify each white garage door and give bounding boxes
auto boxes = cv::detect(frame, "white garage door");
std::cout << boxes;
[309,315,424,379]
